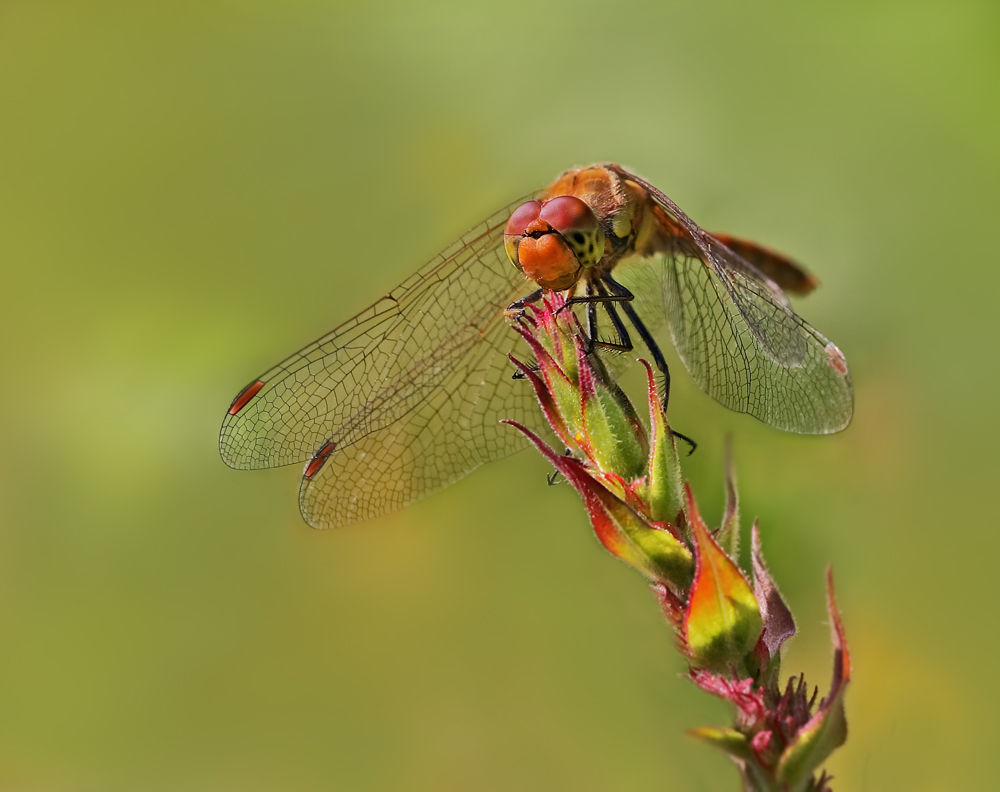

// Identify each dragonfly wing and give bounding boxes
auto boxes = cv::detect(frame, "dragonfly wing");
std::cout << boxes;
[706,237,809,368]
[220,197,554,526]
[668,248,852,433]
[614,249,852,433]
[298,312,549,527]
[608,167,853,434]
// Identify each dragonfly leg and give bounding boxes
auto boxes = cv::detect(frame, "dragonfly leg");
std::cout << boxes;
[546,446,577,485]
[513,283,616,379]
[592,280,633,353]
[671,430,697,456]
[585,291,598,346]
[557,290,632,319]
[505,288,545,317]
[509,289,547,380]
[583,282,634,355]
[602,275,669,403]
[603,274,697,456]
[509,285,606,379]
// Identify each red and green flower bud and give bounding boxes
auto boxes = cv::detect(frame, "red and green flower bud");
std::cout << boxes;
[684,485,763,673]
[576,337,647,480]
[512,316,585,444]
[506,421,692,587]
[503,285,849,792]
[639,360,684,524]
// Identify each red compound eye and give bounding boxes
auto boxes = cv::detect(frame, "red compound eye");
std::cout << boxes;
[538,196,595,236]
[539,195,605,269]
[503,196,603,289]
[504,201,544,273]
[504,201,542,237]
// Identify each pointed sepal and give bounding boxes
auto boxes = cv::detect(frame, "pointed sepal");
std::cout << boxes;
[503,421,693,587]
[716,438,740,557]
[751,522,797,675]
[507,353,575,450]
[688,727,755,763]
[641,360,684,524]
[684,485,762,672]
[775,569,850,789]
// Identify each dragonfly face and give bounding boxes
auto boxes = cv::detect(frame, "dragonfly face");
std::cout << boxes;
[503,196,606,290]
[503,166,661,290]
[221,163,853,528]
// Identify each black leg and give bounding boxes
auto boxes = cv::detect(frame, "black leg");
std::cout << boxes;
[617,299,681,421]
[593,280,633,352]
[557,292,633,314]
[505,288,545,316]
[602,275,696,456]
[672,430,698,456]
[580,281,633,355]
[547,446,577,485]
[585,282,598,349]
[508,289,546,380]
[603,274,671,408]
[622,299,671,407]
[563,292,633,305]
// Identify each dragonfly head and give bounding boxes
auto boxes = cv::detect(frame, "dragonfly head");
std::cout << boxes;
[504,196,606,291]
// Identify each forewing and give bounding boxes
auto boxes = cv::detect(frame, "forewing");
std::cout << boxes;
[220,197,553,525]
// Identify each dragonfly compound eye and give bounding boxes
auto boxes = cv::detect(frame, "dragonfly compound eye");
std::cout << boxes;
[503,196,605,292]
[503,200,542,272]
[538,196,606,270]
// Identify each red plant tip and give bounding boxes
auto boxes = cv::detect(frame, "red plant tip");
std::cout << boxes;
[826,567,851,685]
[502,420,692,587]
[506,352,575,449]
[751,521,797,671]
[772,571,850,788]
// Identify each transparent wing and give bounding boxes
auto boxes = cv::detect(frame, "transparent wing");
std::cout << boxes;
[611,167,853,433]
[615,247,853,434]
[298,311,545,528]
[220,197,553,527]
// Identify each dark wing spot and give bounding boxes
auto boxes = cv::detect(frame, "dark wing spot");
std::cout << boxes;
[228,379,266,415]
[304,441,337,479]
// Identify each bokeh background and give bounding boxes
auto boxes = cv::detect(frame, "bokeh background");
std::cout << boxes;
[1,1,997,789]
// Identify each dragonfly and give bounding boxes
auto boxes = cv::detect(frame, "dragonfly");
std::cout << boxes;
[220,164,853,528]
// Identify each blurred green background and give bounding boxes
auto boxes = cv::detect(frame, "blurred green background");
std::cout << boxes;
[1,1,996,789]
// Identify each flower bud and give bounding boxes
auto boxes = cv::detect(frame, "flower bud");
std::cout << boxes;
[683,485,762,672]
